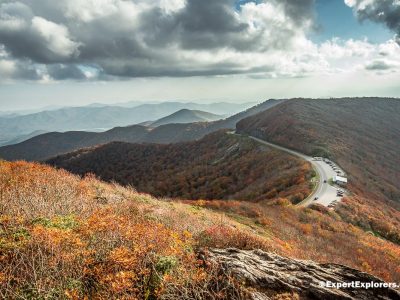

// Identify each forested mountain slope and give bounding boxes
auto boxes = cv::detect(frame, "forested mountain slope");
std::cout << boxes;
[47,131,312,203]
[237,97,400,244]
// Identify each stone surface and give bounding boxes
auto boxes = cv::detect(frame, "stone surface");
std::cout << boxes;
[203,248,400,300]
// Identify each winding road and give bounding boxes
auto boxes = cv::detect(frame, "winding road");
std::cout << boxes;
[247,135,345,207]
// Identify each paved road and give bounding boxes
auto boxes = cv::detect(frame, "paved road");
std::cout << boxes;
[247,136,345,207]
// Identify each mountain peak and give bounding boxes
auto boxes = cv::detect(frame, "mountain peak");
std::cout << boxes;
[150,109,223,127]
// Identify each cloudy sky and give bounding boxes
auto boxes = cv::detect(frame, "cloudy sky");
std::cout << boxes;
[0,0,399,110]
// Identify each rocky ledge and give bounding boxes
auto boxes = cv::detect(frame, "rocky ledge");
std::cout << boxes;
[203,248,400,300]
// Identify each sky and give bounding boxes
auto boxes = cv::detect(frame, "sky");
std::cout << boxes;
[0,0,399,111]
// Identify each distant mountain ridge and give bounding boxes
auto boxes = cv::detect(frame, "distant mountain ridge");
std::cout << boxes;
[0,130,48,147]
[0,99,283,161]
[0,101,255,143]
[150,109,223,127]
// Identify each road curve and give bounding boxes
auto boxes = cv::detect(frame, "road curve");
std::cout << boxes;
[246,135,344,207]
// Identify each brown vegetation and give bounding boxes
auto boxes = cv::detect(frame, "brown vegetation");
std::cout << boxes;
[0,160,258,299]
[183,199,400,283]
[1,160,399,299]
[47,131,313,203]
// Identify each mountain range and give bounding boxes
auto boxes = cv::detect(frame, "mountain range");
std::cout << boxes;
[0,99,282,161]
[0,101,255,145]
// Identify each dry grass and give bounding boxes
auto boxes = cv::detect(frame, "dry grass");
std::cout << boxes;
[1,160,399,299]
[183,199,400,282]
[0,161,263,299]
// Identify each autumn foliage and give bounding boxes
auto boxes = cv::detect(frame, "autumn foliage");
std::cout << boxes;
[183,199,400,283]
[47,131,313,203]
[1,160,399,299]
[0,161,244,299]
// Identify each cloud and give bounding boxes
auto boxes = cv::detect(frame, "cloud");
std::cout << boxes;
[31,17,80,60]
[319,38,375,59]
[317,37,400,74]
[0,0,320,80]
[365,59,400,71]
[0,2,79,63]
[0,0,398,82]
[378,38,400,55]
[0,59,43,80]
[345,0,400,43]
[46,64,88,80]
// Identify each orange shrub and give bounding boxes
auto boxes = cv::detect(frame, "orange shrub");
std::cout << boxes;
[1,160,400,299]
[195,224,272,252]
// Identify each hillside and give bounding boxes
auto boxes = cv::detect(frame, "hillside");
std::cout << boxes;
[0,126,151,161]
[237,97,400,243]
[0,101,253,144]
[47,131,313,203]
[0,161,399,299]
[150,109,223,127]
[0,100,282,161]
[0,130,48,147]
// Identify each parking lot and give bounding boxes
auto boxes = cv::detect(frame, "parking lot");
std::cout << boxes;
[311,157,348,208]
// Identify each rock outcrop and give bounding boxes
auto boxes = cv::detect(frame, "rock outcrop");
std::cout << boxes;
[203,248,400,300]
